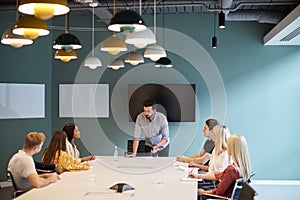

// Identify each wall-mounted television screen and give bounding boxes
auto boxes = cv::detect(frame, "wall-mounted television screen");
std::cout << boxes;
[128,84,196,122]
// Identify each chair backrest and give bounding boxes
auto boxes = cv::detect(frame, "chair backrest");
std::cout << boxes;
[7,170,28,198]
[35,161,60,174]
[230,178,244,200]
[127,140,146,153]
[230,172,256,200]
[238,182,258,200]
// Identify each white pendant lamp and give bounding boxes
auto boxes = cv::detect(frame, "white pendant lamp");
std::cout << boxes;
[144,44,166,61]
[144,0,166,61]
[84,2,102,69]
[1,28,33,48]
[125,51,144,66]
[125,28,156,49]
[18,0,69,20]
[108,58,124,70]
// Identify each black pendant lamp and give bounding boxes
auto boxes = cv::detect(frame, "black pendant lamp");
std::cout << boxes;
[108,10,147,32]
[53,14,82,52]
[155,57,172,68]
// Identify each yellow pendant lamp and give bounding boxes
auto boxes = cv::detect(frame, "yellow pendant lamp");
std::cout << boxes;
[1,28,33,48]
[55,49,77,62]
[18,0,70,20]
[13,15,49,40]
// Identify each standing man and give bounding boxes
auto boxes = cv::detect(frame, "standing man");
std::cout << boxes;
[132,100,170,157]
[7,132,60,191]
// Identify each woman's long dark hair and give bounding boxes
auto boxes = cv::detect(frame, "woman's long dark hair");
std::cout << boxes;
[63,123,76,144]
[42,130,67,164]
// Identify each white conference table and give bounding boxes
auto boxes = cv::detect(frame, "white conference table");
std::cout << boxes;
[15,156,197,200]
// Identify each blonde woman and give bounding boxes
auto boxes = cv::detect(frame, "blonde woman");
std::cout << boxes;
[189,135,251,198]
[189,125,231,173]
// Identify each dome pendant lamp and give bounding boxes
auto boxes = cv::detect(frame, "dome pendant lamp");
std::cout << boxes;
[108,58,125,70]
[125,50,144,66]
[153,0,172,68]
[108,9,147,33]
[144,0,166,61]
[13,15,49,40]
[55,49,77,62]
[101,0,127,55]
[84,2,102,69]
[1,28,33,48]
[125,1,155,48]
[53,14,82,52]
[18,0,70,20]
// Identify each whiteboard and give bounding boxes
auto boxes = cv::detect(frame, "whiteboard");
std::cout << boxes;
[0,83,45,119]
[59,84,109,118]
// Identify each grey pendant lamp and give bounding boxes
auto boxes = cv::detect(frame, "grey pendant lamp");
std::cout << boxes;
[84,2,102,69]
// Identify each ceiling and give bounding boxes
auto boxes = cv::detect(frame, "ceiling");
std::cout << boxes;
[1,0,300,45]
[0,0,299,25]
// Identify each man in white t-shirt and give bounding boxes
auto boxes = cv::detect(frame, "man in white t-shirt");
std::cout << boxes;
[7,132,60,191]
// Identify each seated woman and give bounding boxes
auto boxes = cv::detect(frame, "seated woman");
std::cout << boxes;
[42,130,90,174]
[189,134,251,199]
[189,125,231,190]
[189,125,231,173]
[63,123,95,162]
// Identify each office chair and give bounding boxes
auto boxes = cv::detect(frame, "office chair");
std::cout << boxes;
[34,161,60,174]
[7,170,29,198]
[126,139,147,155]
[201,172,257,200]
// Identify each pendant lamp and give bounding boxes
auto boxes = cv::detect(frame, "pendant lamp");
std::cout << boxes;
[144,44,166,61]
[212,12,217,48]
[18,0,69,20]
[219,0,225,29]
[84,2,102,69]
[107,58,124,70]
[13,15,49,40]
[155,57,172,68]
[53,14,82,52]
[108,9,147,32]
[154,0,172,68]
[101,0,126,55]
[1,27,33,48]
[144,0,166,61]
[125,27,156,49]
[125,51,144,66]
[100,35,127,55]
[55,49,77,62]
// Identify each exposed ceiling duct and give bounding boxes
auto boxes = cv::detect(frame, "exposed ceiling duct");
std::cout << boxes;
[264,4,300,45]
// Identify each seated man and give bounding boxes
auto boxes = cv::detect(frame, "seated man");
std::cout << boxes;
[7,132,60,191]
[177,119,219,165]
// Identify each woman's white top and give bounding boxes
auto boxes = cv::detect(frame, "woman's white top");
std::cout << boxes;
[208,149,229,173]
[66,139,80,159]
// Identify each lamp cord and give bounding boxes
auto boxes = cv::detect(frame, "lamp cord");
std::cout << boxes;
[214,12,216,36]
[65,14,69,33]
[154,0,156,37]
[92,6,95,57]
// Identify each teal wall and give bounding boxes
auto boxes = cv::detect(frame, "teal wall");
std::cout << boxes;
[0,12,53,181]
[1,11,300,181]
